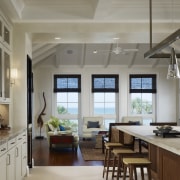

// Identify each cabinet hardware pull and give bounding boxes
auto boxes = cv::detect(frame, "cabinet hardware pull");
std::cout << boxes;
[7,154,10,165]
[1,148,6,151]
[11,142,15,144]
[16,147,19,157]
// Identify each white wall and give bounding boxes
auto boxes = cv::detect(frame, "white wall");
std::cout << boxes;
[33,63,178,137]
[12,26,32,128]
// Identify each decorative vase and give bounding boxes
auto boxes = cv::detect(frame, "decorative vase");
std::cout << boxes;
[54,128,58,135]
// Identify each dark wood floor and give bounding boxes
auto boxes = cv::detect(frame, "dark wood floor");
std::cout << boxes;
[32,138,103,166]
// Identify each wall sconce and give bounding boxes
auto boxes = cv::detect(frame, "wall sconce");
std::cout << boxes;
[11,68,18,85]
[167,48,180,79]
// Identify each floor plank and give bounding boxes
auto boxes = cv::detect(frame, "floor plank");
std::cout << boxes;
[32,138,103,166]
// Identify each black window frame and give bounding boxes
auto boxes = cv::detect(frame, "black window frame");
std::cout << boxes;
[92,74,119,93]
[129,74,157,93]
[53,74,81,92]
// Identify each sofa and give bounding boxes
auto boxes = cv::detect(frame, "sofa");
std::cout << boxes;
[82,116,106,139]
[45,119,79,151]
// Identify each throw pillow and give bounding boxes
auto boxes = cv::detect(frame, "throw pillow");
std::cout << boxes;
[48,123,55,131]
[129,121,140,125]
[59,125,65,131]
[87,121,100,128]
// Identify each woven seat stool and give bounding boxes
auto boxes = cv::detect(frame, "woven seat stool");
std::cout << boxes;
[112,149,136,180]
[122,158,152,180]
[103,142,123,180]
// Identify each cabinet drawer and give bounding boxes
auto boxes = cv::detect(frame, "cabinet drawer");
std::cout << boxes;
[16,134,23,144]
[22,131,27,140]
[0,141,7,156]
[8,137,16,150]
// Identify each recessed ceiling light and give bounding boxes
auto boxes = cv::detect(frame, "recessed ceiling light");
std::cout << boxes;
[113,37,120,40]
[54,37,61,40]
[93,50,98,54]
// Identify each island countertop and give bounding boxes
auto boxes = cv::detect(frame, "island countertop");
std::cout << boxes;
[116,125,180,156]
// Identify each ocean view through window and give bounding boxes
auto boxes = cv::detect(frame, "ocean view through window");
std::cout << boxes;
[53,75,81,133]
[129,74,157,125]
[92,75,119,129]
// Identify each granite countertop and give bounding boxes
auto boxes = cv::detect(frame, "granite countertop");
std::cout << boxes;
[116,125,180,156]
[0,127,27,145]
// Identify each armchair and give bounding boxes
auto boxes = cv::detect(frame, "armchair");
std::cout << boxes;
[82,116,106,139]
[122,116,143,125]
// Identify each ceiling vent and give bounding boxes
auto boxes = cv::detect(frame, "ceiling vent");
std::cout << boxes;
[67,50,73,54]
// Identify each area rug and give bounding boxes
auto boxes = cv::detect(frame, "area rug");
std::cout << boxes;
[79,141,104,161]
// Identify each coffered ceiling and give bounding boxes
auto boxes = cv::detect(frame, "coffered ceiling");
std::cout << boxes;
[0,0,180,68]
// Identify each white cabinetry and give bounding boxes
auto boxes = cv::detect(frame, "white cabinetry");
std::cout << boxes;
[0,15,11,50]
[22,132,28,177]
[7,137,16,180]
[0,140,7,180]
[0,16,3,42]
[0,130,27,180]
[0,47,11,103]
[0,152,7,180]
[16,134,23,180]
[16,131,27,179]
[0,14,11,104]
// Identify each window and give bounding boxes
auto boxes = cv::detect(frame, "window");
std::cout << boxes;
[129,74,157,125]
[92,75,119,129]
[53,75,81,132]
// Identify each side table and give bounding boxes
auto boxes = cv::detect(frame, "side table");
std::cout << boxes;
[95,131,108,149]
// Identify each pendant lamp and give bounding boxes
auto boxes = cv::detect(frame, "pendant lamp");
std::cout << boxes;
[167,48,180,79]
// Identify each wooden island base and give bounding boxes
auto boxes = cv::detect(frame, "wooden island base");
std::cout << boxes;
[116,126,180,180]
[149,144,180,180]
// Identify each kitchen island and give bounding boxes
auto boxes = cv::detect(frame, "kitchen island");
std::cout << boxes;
[116,125,180,180]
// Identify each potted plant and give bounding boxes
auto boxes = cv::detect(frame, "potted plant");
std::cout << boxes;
[49,116,60,134]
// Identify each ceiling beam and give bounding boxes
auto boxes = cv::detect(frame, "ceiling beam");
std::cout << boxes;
[32,43,48,52]
[104,44,113,68]
[33,44,58,59]
[80,44,86,68]
[32,48,56,66]
[33,54,55,69]
[128,44,139,68]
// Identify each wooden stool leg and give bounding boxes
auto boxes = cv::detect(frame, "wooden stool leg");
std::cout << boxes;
[129,165,134,180]
[147,165,152,180]
[140,167,144,180]
[103,148,108,178]
[134,166,137,180]
[116,155,122,180]
[105,149,111,180]
[123,165,127,180]
[112,155,117,179]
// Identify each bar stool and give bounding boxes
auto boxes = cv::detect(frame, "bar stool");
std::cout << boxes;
[103,123,135,180]
[103,142,124,180]
[112,149,136,180]
[122,158,152,180]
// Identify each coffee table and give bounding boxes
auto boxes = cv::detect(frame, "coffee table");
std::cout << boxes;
[50,135,74,150]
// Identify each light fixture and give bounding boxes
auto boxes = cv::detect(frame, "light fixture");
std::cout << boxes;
[144,0,180,59]
[167,48,180,79]
[144,29,180,59]
[54,37,61,40]
[11,68,18,85]
[93,50,98,54]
